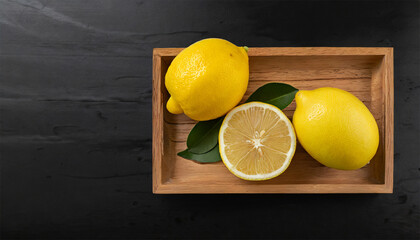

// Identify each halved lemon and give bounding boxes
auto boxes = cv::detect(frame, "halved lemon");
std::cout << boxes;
[219,102,296,181]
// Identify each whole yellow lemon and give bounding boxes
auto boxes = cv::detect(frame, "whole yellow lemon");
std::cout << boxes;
[293,87,379,170]
[165,38,249,121]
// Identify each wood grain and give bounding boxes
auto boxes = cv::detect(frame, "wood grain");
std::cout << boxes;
[152,47,394,193]
[152,50,163,192]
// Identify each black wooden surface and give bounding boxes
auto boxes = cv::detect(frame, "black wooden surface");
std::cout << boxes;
[1,0,419,239]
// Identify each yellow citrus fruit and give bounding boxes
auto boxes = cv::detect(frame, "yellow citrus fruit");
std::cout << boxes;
[165,38,249,121]
[293,87,379,170]
[219,102,296,181]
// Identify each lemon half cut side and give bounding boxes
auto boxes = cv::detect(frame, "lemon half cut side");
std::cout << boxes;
[219,102,296,181]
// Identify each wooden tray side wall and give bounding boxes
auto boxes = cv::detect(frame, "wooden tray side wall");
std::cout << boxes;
[153,48,393,194]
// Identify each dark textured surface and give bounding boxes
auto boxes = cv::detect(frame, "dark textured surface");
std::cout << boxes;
[1,0,419,239]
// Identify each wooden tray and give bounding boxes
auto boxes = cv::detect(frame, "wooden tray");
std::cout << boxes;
[153,47,393,194]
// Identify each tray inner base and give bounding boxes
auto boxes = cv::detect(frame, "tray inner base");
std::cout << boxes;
[160,55,385,186]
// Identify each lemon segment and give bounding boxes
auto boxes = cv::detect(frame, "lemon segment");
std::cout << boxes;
[219,102,296,181]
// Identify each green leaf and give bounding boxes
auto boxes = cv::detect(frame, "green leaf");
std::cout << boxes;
[187,117,223,154]
[246,82,298,110]
[177,144,222,163]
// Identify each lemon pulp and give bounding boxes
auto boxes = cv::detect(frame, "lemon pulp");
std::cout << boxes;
[219,102,296,181]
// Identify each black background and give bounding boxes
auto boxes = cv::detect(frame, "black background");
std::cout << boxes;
[1,0,419,239]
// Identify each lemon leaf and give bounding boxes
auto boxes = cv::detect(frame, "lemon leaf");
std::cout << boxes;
[246,83,298,110]
[177,145,222,163]
[187,117,223,154]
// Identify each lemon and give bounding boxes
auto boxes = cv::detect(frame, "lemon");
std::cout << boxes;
[165,38,249,121]
[219,102,296,181]
[293,87,379,170]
